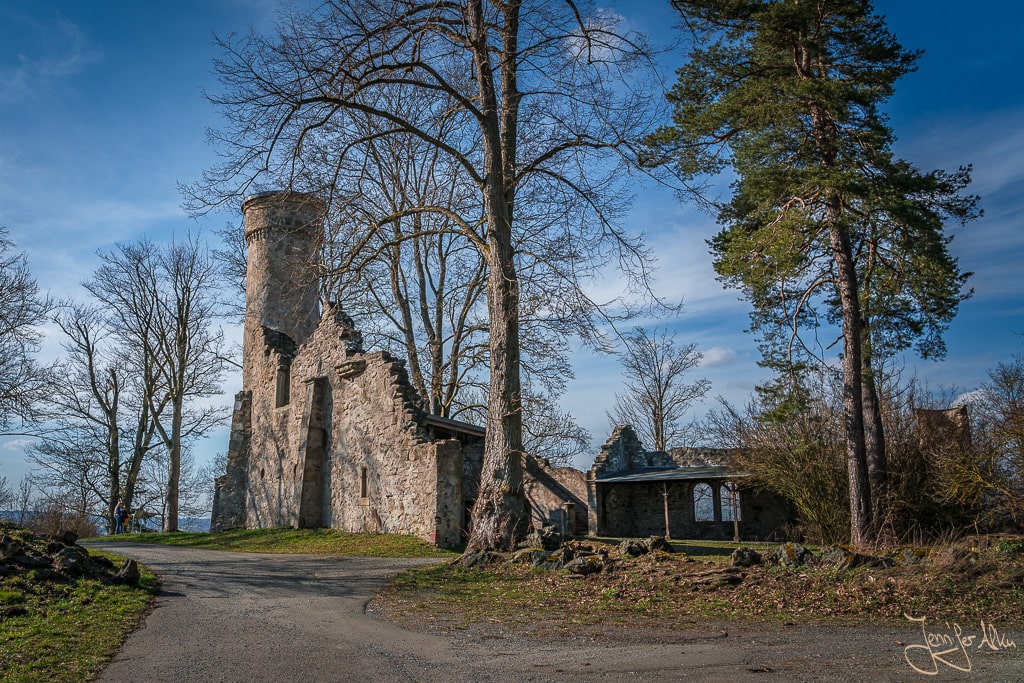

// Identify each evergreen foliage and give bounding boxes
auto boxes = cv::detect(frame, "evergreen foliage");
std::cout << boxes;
[648,0,979,543]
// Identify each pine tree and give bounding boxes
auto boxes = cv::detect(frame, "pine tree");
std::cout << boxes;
[647,0,979,544]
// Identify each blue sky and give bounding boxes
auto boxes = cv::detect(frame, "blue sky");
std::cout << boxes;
[1,1,1022,484]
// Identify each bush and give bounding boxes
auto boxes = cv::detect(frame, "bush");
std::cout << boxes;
[22,500,99,538]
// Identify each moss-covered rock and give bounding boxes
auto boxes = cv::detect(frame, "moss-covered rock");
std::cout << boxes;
[0,522,124,583]
[764,542,815,567]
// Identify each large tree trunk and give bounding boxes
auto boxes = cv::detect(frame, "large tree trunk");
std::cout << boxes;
[163,401,182,532]
[805,31,873,542]
[123,395,153,524]
[861,348,887,527]
[464,0,530,552]
[104,375,121,535]
[467,240,530,551]
[828,216,873,546]
[106,436,120,535]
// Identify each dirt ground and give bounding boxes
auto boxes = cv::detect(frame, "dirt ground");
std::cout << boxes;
[89,542,1023,682]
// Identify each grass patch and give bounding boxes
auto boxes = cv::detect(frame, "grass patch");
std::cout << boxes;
[0,549,158,683]
[102,527,458,558]
[375,538,1024,636]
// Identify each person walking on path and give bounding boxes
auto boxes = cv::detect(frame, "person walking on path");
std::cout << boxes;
[114,500,126,534]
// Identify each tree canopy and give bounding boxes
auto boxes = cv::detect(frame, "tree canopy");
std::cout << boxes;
[648,0,979,544]
[0,227,52,433]
[608,327,709,451]
[193,0,662,550]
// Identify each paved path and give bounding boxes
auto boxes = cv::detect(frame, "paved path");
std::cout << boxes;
[88,542,1023,682]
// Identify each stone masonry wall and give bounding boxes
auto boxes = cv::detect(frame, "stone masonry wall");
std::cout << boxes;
[242,305,465,546]
[211,391,252,531]
[598,481,787,540]
[241,192,323,374]
[524,455,589,536]
[589,425,648,479]
[242,327,298,528]
[217,191,483,548]
[588,425,792,540]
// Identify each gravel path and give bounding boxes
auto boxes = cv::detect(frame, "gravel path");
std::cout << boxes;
[88,542,1023,682]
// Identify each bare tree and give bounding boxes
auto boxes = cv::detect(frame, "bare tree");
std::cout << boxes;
[935,354,1024,529]
[27,435,105,537]
[28,433,106,526]
[30,303,163,532]
[150,238,227,531]
[608,327,709,451]
[521,387,591,467]
[316,101,491,419]
[457,381,590,468]
[0,472,12,510]
[212,81,590,459]
[85,237,227,532]
[192,0,661,550]
[15,476,34,525]
[0,227,53,433]
[130,445,209,531]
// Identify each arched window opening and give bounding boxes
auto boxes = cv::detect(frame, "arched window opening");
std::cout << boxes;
[693,483,714,522]
[720,482,741,522]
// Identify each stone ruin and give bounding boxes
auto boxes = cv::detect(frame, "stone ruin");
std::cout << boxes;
[587,425,793,540]
[914,405,972,454]
[208,191,790,549]
[210,191,583,548]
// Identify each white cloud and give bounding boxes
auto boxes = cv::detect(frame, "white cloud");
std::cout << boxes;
[701,346,736,368]
[564,8,631,64]
[2,439,33,452]
[952,388,987,408]
[0,14,101,102]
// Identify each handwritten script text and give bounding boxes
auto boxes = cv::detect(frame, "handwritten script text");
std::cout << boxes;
[903,614,1017,675]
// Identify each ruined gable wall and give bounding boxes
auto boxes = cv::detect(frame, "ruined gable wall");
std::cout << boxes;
[524,455,589,535]
[287,309,462,545]
[914,406,972,453]
[589,425,648,478]
[587,426,792,540]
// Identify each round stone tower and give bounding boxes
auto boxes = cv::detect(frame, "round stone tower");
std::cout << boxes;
[241,191,325,375]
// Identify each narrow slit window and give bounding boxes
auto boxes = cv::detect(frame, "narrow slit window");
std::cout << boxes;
[275,362,290,407]
[359,466,368,499]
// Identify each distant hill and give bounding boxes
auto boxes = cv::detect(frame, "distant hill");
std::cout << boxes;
[0,511,211,534]
[179,517,211,533]
[0,511,33,525]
